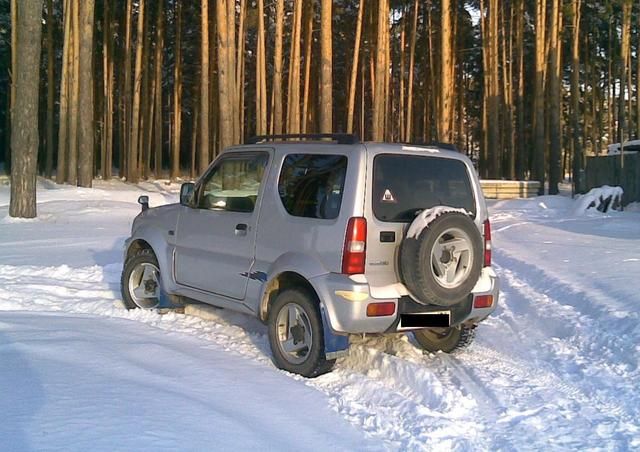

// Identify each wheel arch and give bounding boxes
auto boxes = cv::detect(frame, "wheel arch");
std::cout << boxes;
[259,271,320,322]
[125,227,176,293]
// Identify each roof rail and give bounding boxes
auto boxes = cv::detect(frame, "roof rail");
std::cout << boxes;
[247,134,360,145]
[403,141,459,152]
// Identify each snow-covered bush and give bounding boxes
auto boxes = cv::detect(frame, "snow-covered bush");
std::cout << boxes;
[575,186,624,214]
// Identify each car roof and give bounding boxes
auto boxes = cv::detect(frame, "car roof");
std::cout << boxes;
[225,141,468,161]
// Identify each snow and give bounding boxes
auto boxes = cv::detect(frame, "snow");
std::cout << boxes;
[2,179,640,450]
[406,206,470,239]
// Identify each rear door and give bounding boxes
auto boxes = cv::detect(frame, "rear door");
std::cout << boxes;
[365,151,478,287]
[174,151,270,300]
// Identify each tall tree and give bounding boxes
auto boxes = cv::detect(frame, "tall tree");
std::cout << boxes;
[272,0,285,135]
[128,0,145,183]
[45,0,55,178]
[346,0,365,135]
[287,0,303,134]
[373,0,388,141]
[77,0,95,187]
[571,0,582,193]
[547,0,562,195]
[439,0,454,142]
[152,0,164,178]
[56,0,72,184]
[533,0,547,194]
[216,0,234,149]
[405,0,419,142]
[199,0,210,173]
[171,0,182,180]
[320,0,333,133]
[9,0,43,218]
[256,0,267,136]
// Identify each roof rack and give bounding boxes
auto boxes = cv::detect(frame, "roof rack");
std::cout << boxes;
[247,134,360,145]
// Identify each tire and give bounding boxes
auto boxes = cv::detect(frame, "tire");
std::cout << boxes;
[413,326,476,353]
[400,212,483,307]
[267,288,335,378]
[121,248,162,310]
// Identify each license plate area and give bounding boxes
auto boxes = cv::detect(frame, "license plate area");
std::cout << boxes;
[400,311,451,329]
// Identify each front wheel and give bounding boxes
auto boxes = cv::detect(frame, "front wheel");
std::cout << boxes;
[121,249,162,310]
[413,326,476,353]
[267,289,335,378]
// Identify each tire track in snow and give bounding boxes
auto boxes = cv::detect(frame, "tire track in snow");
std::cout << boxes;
[0,264,483,450]
[2,263,639,450]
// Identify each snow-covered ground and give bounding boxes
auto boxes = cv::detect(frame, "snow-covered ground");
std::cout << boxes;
[1,178,639,451]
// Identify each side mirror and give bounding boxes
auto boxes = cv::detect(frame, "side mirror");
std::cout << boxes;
[138,195,150,212]
[180,183,195,206]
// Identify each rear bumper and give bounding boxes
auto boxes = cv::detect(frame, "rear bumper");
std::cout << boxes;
[310,267,499,334]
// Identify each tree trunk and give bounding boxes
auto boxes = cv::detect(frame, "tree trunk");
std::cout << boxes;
[439,0,454,142]
[128,0,145,183]
[77,0,95,187]
[346,0,364,135]
[548,0,562,195]
[570,0,582,193]
[619,0,632,150]
[45,0,55,179]
[256,0,267,136]
[533,0,547,194]
[56,0,72,184]
[199,0,210,174]
[373,0,388,141]
[515,0,525,179]
[171,1,182,180]
[319,0,333,133]
[487,0,500,177]
[10,0,43,218]
[301,4,314,134]
[405,0,418,142]
[272,0,285,135]
[286,0,303,134]
[102,0,114,180]
[217,0,234,149]
[122,0,133,178]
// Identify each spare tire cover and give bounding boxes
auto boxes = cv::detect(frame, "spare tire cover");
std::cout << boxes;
[400,210,483,307]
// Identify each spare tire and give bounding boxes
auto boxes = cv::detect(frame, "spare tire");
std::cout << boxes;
[400,211,483,307]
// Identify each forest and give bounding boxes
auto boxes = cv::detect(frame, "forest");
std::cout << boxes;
[2,0,639,217]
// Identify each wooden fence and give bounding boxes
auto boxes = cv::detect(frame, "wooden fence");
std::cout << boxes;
[583,153,640,205]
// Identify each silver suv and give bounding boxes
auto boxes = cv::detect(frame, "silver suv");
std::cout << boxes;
[122,134,499,377]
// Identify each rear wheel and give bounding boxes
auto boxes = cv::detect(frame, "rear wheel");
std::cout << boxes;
[413,326,475,353]
[268,288,335,378]
[121,249,161,310]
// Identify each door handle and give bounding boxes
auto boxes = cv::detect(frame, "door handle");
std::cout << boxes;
[235,223,248,236]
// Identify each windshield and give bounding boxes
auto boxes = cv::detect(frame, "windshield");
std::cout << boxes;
[372,154,476,222]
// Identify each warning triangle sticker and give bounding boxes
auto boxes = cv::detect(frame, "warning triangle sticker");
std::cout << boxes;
[382,189,397,203]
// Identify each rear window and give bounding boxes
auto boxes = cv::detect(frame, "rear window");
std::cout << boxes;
[278,154,347,219]
[373,154,476,222]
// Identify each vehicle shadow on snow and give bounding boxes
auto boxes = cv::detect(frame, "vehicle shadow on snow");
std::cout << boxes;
[0,324,45,451]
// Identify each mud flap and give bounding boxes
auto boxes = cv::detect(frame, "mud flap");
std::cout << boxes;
[158,290,180,309]
[320,305,350,360]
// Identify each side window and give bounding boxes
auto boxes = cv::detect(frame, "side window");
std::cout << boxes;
[278,154,347,219]
[198,153,268,213]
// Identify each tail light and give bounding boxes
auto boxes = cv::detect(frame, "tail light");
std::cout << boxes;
[342,217,367,275]
[483,219,492,267]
